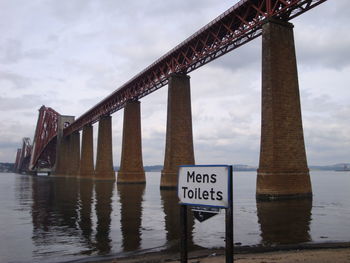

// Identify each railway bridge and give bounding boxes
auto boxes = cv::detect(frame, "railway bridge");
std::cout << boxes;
[15,0,329,200]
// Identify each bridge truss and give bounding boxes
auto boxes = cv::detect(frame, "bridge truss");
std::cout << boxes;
[14,137,32,173]
[30,106,60,170]
[64,0,327,136]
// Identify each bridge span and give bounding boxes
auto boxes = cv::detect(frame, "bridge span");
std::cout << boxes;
[15,0,328,200]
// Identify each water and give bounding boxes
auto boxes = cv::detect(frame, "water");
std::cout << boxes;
[0,171,349,263]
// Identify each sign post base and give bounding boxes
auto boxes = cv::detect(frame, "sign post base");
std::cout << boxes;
[178,165,234,262]
[180,205,188,263]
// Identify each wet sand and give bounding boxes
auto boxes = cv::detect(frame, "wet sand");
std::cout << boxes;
[170,248,350,263]
[92,243,350,263]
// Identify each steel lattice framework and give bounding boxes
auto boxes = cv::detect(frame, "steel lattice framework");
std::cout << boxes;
[30,106,60,169]
[14,148,22,172]
[64,0,327,136]
[14,137,32,173]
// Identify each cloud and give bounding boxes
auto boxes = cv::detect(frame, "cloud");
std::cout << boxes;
[293,0,350,70]
[0,71,33,90]
[0,119,36,162]
[295,27,350,70]
[0,39,50,64]
[48,0,92,23]
[0,0,348,167]
[301,83,350,165]
[0,95,44,111]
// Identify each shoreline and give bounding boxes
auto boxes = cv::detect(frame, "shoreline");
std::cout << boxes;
[83,242,350,263]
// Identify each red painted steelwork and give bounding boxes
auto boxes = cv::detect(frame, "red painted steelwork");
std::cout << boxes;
[15,138,32,173]
[63,0,327,136]
[14,148,22,172]
[30,106,60,169]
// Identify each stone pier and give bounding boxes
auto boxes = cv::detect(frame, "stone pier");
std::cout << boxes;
[53,115,75,176]
[79,124,94,177]
[67,131,80,176]
[161,73,195,189]
[95,115,115,180]
[257,19,312,200]
[118,100,145,184]
[54,135,70,176]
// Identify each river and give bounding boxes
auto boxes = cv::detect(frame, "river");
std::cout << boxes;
[0,171,349,262]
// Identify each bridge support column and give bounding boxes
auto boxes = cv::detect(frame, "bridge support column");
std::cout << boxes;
[53,115,75,176]
[79,124,94,177]
[118,100,145,184]
[95,115,115,180]
[161,73,195,189]
[257,19,312,200]
[54,135,70,176]
[67,131,80,176]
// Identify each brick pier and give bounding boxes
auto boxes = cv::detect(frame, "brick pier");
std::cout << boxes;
[257,19,312,200]
[118,100,145,184]
[53,115,75,176]
[161,73,195,189]
[67,131,80,176]
[95,115,115,180]
[79,124,94,177]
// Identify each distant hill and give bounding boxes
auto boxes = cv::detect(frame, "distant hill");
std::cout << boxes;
[232,164,257,171]
[0,163,15,173]
[309,163,350,171]
[5,162,347,174]
[144,165,163,172]
[116,163,350,172]
[113,165,163,172]
[113,164,258,172]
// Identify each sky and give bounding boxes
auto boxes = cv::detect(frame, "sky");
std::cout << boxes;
[0,0,349,166]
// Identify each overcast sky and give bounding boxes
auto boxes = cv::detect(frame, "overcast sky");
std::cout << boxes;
[1,0,349,166]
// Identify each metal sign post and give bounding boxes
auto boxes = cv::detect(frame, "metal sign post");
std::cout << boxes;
[226,165,234,263]
[178,165,233,263]
[180,204,188,263]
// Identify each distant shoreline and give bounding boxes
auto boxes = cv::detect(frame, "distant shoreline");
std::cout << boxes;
[2,162,349,173]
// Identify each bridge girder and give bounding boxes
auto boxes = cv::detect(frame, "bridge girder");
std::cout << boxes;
[30,106,60,170]
[14,137,32,173]
[64,0,328,136]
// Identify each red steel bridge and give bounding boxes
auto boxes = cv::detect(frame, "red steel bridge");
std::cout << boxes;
[16,0,328,199]
[65,0,327,136]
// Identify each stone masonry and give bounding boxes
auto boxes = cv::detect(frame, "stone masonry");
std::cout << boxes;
[53,115,75,176]
[161,73,195,189]
[79,124,94,177]
[54,135,70,176]
[95,115,115,180]
[257,19,312,200]
[118,100,145,184]
[67,131,80,176]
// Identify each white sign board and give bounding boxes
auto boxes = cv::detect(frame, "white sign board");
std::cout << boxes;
[178,165,230,208]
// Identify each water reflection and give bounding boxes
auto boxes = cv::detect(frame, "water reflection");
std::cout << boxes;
[95,180,114,254]
[56,178,79,230]
[160,189,195,250]
[8,172,346,263]
[78,179,94,251]
[31,177,54,234]
[117,184,145,251]
[31,177,81,247]
[16,175,32,208]
[30,176,116,255]
[257,199,312,245]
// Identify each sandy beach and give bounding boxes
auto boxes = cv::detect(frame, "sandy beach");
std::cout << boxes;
[169,248,350,263]
[92,243,350,263]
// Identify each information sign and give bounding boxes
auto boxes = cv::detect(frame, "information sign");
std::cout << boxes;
[178,165,233,263]
[178,165,230,208]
